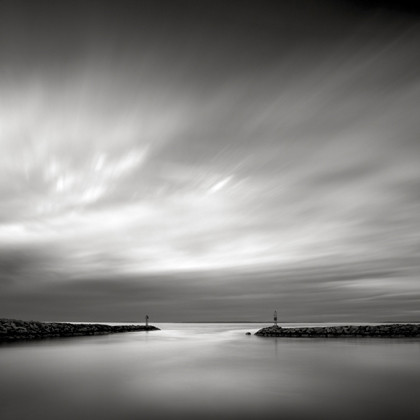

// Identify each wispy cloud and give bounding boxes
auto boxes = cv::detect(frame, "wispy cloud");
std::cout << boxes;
[0,1,419,320]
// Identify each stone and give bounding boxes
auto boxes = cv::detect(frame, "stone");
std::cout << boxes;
[0,318,160,342]
[255,324,420,338]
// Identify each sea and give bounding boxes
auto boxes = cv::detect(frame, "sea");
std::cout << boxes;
[1,322,419,420]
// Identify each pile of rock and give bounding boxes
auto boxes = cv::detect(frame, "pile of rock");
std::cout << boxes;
[255,324,420,338]
[0,318,160,342]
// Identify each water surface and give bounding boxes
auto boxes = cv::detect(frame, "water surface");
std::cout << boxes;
[1,323,419,420]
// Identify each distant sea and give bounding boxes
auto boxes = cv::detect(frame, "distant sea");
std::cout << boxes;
[1,322,419,420]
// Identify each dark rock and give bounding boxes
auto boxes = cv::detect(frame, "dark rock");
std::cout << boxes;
[255,324,420,338]
[0,318,160,343]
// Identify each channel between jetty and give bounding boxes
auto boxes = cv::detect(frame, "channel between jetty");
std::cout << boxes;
[0,319,160,342]
[255,324,420,338]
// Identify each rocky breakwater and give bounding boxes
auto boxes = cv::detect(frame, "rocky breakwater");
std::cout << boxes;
[255,324,420,338]
[0,318,160,342]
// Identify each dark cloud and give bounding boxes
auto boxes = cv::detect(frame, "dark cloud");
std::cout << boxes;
[349,0,420,14]
[1,259,418,322]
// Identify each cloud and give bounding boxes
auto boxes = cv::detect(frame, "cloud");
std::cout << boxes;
[0,1,419,320]
[1,258,419,322]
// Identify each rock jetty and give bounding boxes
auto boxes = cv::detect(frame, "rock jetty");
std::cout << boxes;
[0,318,160,343]
[255,324,420,338]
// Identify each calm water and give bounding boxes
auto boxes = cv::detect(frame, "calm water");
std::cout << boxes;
[1,323,420,420]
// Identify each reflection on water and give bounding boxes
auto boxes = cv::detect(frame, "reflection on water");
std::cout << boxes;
[1,323,420,420]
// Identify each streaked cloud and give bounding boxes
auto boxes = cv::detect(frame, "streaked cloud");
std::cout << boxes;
[0,1,419,320]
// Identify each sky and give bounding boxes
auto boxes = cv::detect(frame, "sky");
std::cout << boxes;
[1,0,420,322]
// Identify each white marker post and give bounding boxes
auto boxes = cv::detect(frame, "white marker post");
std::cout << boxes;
[145,314,149,327]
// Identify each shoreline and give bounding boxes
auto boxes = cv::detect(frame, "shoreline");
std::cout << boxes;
[255,324,420,338]
[0,318,160,343]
